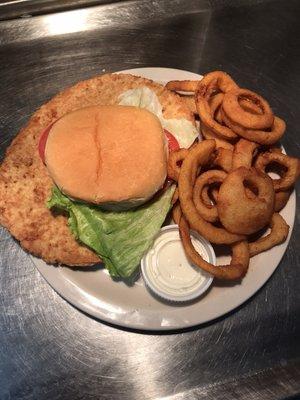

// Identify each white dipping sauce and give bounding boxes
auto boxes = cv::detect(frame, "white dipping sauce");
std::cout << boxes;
[141,225,214,302]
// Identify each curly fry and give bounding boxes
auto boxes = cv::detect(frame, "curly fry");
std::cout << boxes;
[167,148,189,181]
[249,213,289,257]
[178,140,245,244]
[193,170,227,222]
[231,139,259,170]
[255,151,300,191]
[179,215,249,280]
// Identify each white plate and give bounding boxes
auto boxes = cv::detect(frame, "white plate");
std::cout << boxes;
[30,67,296,331]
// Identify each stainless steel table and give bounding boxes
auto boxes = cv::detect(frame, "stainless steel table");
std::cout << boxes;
[0,1,299,399]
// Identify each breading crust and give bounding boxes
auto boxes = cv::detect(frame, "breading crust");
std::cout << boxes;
[0,73,195,266]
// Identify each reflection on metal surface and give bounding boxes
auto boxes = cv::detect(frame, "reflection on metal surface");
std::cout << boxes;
[160,361,300,399]
[0,0,299,399]
[0,0,210,44]
[0,0,127,22]
[45,9,88,35]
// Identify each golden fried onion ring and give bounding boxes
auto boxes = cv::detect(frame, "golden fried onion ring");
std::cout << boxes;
[166,71,298,282]
[238,97,263,114]
[201,125,234,150]
[222,88,274,130]
[249,213,289,257]
[179,215,249,280]
[195,73,238,140]
[217,167,275,235]
[193,170,227,222]
[212,147,233,172]
[232,139,259,170]
[211,93,262,126]
[172,201,182,225]
[222,111,285,145]
[201,186,219,206]
[254,151,300,191]
[274,189,293,212]
[166,80,198,92]
[171,187,179,205]
[197,71,238,98]
[209,92,225,125]
[178,140,245,244]
[196,93,238,140]
[167,148,189,181]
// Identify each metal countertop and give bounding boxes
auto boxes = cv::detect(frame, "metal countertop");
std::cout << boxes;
[0,0,299,399]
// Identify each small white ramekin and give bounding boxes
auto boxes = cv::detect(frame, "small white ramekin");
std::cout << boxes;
[141,225,215,302]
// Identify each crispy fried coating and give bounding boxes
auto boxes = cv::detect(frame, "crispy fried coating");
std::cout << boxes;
[0,73,195,266]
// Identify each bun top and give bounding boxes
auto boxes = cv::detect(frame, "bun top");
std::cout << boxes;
[45,105,168,209]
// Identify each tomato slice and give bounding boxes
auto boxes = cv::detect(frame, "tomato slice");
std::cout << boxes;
[164,129,180,152]
[38,120,57,163]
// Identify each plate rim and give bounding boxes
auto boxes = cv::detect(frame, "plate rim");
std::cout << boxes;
[30,67,296,331]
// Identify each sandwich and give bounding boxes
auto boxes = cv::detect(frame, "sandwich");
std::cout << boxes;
[0,73,198,278]
[44,105,168,209]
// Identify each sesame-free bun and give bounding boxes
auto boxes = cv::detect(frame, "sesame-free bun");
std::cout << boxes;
[45,105,167,209]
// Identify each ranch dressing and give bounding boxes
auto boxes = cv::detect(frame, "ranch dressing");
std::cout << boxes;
[141,225,214,302]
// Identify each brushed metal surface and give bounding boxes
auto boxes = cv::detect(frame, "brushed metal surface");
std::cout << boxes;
[0,0,129,21]
[0,0,299,399]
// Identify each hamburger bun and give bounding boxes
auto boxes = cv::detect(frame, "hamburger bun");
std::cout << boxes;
[0,73,195,266]
[45,105,167,209]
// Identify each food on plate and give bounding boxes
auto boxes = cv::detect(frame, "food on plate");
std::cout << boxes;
[45,105,167,208]
[201,124,234,150]
[177,140,246,245]
[217,167,275,235]
[172,201,182,225]
[165,80,199,114]
[222,88,274,130]
[254,150,300,191]
[178,95,198,115]
[248,213,289,257]
[179,215,249,280]
[165,80,198,92]
[193,170,227,222]
[195,71,239,140]
[48,185,175,277]
[167,148,189,181]
[200,185,219,207]
[167,72,286,146]
[171,187,179,205]
[0,73,198,278]
[166,70,299,281]
[211,147,233,172]
[274,189,293,212]
[196,93,238,141]
[196,71,238,95]
[141,225,214,302]
[0,68,298,288]
[231,139,258,170]
[222,112,286,145]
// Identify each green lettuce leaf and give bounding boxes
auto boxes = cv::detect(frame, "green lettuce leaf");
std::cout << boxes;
[47,186,175,279]
[118,87,199,148]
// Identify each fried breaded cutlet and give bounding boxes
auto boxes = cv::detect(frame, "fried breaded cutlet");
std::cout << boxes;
[0,73,195,266]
